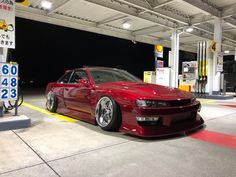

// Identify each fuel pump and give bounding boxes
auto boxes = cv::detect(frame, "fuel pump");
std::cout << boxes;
[179,61,198,92]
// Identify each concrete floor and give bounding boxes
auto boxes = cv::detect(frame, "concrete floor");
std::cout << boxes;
[0,89,235,177]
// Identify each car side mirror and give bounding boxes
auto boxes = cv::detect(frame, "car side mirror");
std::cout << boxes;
[77,78,90,87]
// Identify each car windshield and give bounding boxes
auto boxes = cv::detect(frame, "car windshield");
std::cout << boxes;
[90,69,141,84]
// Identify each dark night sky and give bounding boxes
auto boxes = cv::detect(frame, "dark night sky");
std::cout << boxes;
[11,17,198,87]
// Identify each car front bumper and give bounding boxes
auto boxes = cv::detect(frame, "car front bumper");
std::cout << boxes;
[120,101,204,137]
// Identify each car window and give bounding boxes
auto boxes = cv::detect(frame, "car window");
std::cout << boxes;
[58,72,72,83]
[69,70,88,83]
[91,71,115,84]
[90,69,141,84]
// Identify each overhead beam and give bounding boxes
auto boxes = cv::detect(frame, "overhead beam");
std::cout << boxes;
[194,24,236,43]
[97,14,128,26]
[224,17,236,28]
[89,0,236,46]
[153,0,174,9]
[87,0,236,46]
[84,0,176,29]
[190,14,213,25]
[180,0,220,17]
[190,29,211,40]
[32,0,44,7]
[148,34,197,52]
[47,0,71,15]
[132,26,165,35]
[181,0,236,29]
[153,7,189,25]
[118,0,236,44]
[117,0,236,44]
[222,52,235,56]
[181,28,236,49]
[117,0,188,25]
[223,27,236,32]
[16,0,235,52]
[15,5,176,49]
[15,4,197,52]
[142,0,152,9]
[180,36,203,43]
[148,30,173,38]
[222,3,236,18]
[139,0,174,15]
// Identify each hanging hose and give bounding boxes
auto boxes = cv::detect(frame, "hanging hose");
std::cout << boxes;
[197,42,200,93]
[201,42,204,93]
[3,87,23,111]
[203,41,207,93]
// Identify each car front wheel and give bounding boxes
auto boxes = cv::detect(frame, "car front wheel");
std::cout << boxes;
[46,91,57,112]
[95,96,121,131]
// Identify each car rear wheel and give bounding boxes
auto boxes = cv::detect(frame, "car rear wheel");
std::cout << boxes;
[46,91,57,112]
[95,96,121,131]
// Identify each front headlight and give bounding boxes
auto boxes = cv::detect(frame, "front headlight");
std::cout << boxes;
[136,100,169,107]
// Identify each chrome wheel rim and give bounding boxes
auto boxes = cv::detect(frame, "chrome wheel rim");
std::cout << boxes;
[96,97,113,127]
[46,92,54,110]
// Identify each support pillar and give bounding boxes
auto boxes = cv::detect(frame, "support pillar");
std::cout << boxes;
[211,18,222,95]
[169,30,179,88]
[235,47,236,61]
[0,48,8,62]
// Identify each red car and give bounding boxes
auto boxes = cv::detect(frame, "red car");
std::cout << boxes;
[46,67,204,137]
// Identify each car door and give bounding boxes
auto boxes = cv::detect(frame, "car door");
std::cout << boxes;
[63,70,93,119]
[55,71,73,108]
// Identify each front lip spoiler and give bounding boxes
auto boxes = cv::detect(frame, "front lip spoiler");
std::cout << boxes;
[142,123,205,138]
[138,117,204,138]
[120,114,204,138]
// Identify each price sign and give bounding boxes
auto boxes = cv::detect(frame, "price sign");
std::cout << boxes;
[0,63,18,100]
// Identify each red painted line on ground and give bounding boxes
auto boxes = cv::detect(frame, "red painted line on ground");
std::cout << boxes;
[221,104,236,108]
[190,130,236,150]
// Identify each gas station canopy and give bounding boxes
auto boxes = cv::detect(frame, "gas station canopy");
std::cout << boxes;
[16,0,236,53]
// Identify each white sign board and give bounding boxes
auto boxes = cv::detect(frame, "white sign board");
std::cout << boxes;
[0,0,15,48]
[143,71,156,84]
[217,56,223,72]
[156,68,170,87]
[0,62,18,100]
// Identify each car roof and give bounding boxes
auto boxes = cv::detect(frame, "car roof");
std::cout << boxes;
[63,66,121,75]
[75,66,122,71]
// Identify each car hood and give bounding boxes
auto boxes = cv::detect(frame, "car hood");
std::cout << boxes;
[99,81,193,100]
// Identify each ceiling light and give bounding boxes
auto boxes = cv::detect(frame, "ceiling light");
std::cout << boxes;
[41,0,52,10]
[122,22,131,29]
[224,50,230,54]
[186,27,193,32]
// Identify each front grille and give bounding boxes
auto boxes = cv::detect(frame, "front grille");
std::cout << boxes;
[138,121,162,126]
[171,112,196,124]
[139,112,197,127]
[168,99,191,106]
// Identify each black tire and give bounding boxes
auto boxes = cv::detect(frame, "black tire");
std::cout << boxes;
[46,91,58,112]
[95,96,122,131]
